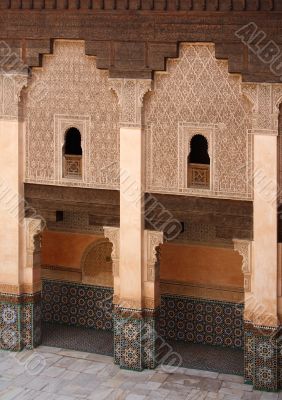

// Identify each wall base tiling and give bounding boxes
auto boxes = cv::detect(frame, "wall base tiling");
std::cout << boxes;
[42,280,113,331]
[159,295,244,349]
[0,292,41,351]
[113,306,159,371]
[244,322,280,392]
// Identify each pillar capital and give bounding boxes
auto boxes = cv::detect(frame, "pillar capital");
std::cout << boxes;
[0,72,28,120]
[242,83,282,135]
[103,226,120,304]
[109,78,152,128]
[233,239,252,293]
[145,230,163,283]
[25,218,43,260]
[22,217,44,295]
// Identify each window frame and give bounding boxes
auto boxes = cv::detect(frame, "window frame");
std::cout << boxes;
[54,114,90,184]
[178,122,218,194]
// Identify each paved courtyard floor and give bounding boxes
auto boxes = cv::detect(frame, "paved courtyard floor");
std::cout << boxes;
[0,345,281,400]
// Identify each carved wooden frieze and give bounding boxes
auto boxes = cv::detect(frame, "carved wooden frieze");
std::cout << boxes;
[1,5,282,82]
[0,1,278,10]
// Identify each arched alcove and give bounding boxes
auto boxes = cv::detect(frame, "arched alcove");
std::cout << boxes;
[81,239,113,287]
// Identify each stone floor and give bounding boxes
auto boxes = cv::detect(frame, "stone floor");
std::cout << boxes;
[0,345,281,400]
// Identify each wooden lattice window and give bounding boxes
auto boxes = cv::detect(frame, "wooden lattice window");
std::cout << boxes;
[188,134,210,188]
[63,127,82,179]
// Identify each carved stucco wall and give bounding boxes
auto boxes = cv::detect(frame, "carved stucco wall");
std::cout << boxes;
[25,41,254,199]
[24,40,119,189]
[144,43,253,200]
[0,73,27,120]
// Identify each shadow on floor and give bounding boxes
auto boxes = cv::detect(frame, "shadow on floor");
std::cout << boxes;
[41,322,114,356]
[41,322,243,376]
[165,340,244,376]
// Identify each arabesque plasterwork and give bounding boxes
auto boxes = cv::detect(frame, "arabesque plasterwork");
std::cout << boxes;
[24,42,279,201]
[0,73,27,120]
[144,43,253,200]
[242,83,282,135]
[24,40,119,189]
[109,78,152,127]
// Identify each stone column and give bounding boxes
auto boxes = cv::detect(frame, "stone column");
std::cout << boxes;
[0,72,42,350]
[242,83,282,391]
[110,78,163,370]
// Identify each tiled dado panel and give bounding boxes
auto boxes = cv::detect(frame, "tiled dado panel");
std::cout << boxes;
[159,295,244,349]
[114,306,159,371]
[42,280,113,330]
[0,293,41,351]
[245,322,280,392]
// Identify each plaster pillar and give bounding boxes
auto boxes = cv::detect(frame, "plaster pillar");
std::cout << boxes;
[0,73,42,350]
[242,83,282,391]
[110,78,162,370]
[0,73,26,294]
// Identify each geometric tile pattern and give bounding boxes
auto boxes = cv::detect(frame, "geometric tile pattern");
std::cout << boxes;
[0,302,20,351]
[159,295,244,349]
[279,331,282,389]
[0,293,41,351]
[21,299,42,349]
[42,280,113,331]
[41,322,244,375]
[244,322,279,392]
[119,317,143,371]
[113,306,158,371]
[143,316,158,370]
